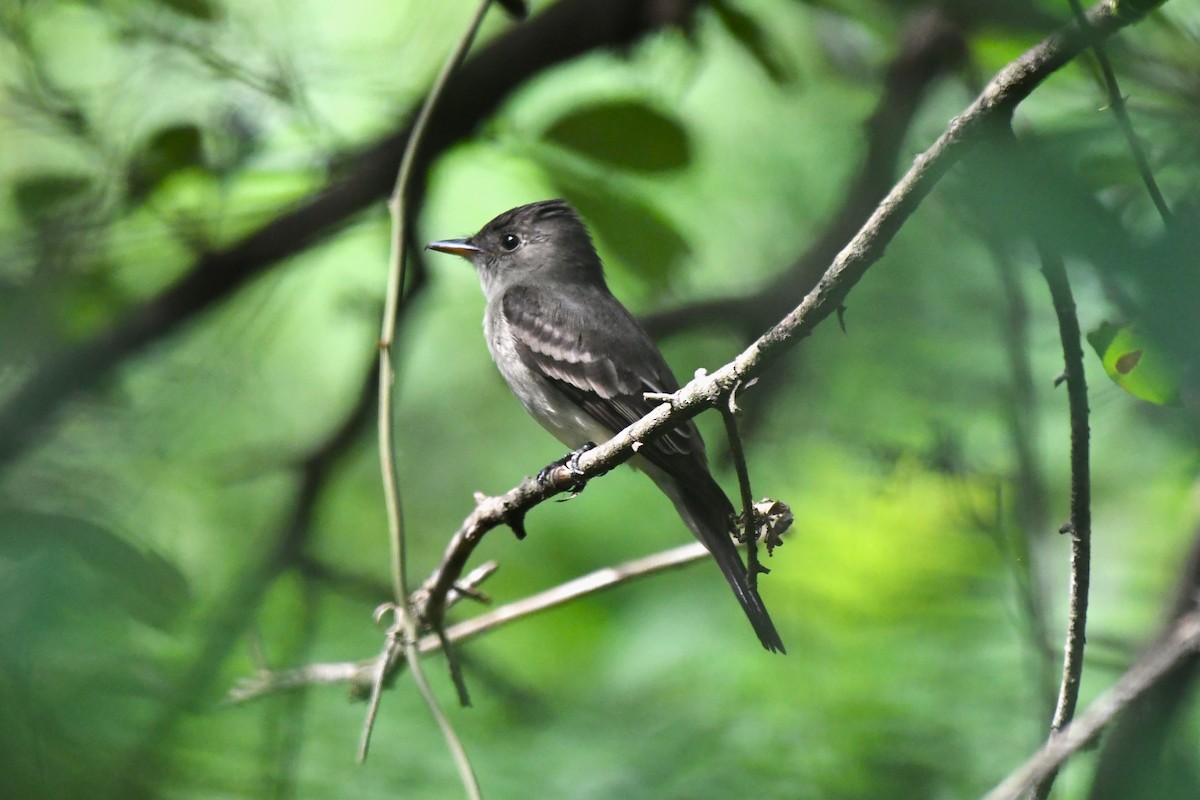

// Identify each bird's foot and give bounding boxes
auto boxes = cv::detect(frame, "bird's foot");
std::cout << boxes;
[537,442,596,499]
[734,498,794,555]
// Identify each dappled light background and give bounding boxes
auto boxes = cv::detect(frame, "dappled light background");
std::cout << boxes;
[1,1,1198,798]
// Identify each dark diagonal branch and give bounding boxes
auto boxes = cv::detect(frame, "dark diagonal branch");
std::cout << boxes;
[0,0,701,473]
[1066,0,1172,224]
[415,0,1160,638]
[1086,523,1200,799]
[644,8,967,339]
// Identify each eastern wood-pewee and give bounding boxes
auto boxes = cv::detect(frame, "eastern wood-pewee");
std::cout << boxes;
[428,199,784,653]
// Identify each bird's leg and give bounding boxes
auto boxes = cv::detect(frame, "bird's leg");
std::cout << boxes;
[537,442,596,498]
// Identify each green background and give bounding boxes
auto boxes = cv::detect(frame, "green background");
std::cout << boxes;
[1,1,1198,798]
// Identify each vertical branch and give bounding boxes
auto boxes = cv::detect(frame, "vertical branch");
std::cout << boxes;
[1065,0,1172,224]
[365,2,500,797]
[1029,245,1093,800]
[721,383,759,585]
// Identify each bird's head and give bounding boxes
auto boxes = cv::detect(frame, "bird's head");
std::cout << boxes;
[427,199,604,300]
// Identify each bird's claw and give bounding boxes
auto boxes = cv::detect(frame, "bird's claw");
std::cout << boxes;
[734,498,794,555]
[537,442,596,498]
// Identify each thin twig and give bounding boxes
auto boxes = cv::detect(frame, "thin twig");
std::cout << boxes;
[403,632,477,789]
[721,382,760,587]
[1066,0,1172,224]
[415,0,1161,638]
[433,542,711,644]
[358,624,401,762]
[227,542,711,704]
[982,611,1200,800]
[1027,243,1093,800]
[367,2,495,796]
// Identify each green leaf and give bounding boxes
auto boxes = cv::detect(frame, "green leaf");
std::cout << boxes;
[711,0,793,84]
[128,123,206,202]
[12,174,93,220]
[1087,322,1182,406]
[1115,0,1168,20]
[152,0,221,21]
[543,101,692,173]
[550,181,689,288]
[0,509,190,630]
[495,0,529,20]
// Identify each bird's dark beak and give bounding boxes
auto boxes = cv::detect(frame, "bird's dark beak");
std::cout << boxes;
[426,238,482,258]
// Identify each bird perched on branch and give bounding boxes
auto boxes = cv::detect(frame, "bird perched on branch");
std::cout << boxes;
[427,199,784,653]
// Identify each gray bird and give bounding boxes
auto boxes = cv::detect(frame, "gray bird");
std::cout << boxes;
[427,199,784,653]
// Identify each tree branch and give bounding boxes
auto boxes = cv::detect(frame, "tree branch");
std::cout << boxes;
[1028,242,1093,800]
[415,0,1159,638]
[1066,0,1172,224]
[1086,522,1200,799]
[721,383,761,584]
[226,541,710,704]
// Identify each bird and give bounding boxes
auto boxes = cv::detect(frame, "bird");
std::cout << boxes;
[427,199,784,653]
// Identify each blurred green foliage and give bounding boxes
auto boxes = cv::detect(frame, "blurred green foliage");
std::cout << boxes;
[2,1,1199,799]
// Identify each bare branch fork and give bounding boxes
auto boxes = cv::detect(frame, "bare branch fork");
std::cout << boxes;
[227,542,710,705]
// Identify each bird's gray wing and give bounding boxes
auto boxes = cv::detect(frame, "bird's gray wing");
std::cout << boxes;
[503,285,784,652]
[500,283,702,464]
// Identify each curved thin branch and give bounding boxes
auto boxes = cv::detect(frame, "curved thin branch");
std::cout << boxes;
[362,6,495,798]
[721,386,760,584]
[1066,0,1172,224]
[1086,523,1200,798]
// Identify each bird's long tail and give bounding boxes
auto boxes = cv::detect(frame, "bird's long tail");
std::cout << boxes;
[658,469,786,654]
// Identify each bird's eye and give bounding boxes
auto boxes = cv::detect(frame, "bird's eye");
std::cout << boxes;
[500,233,520,251]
